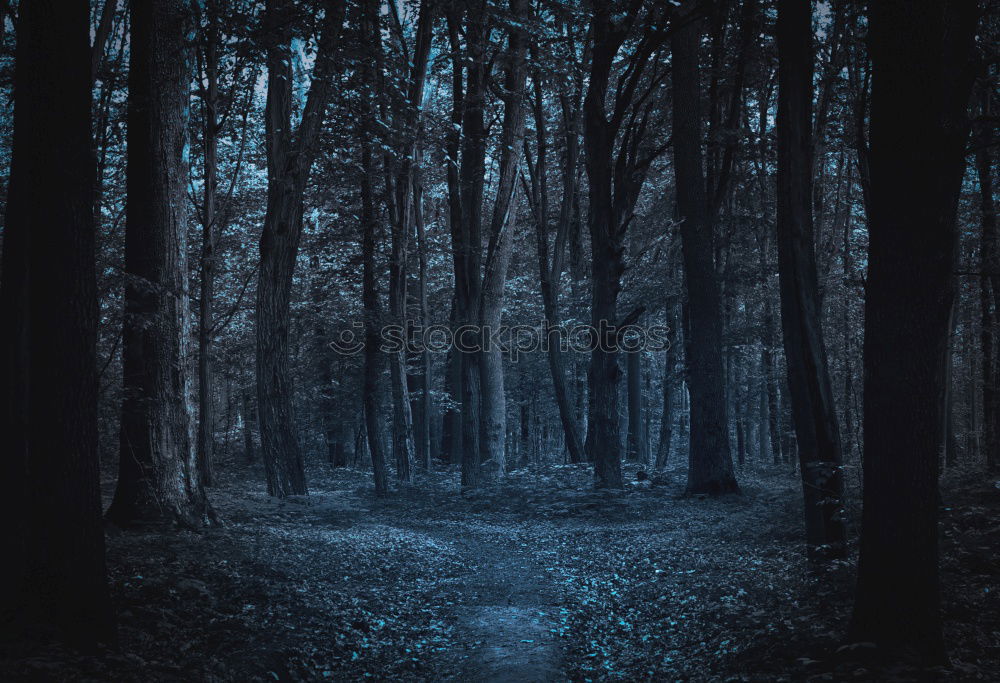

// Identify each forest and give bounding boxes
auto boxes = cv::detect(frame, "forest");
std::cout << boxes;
[0,0,998,680]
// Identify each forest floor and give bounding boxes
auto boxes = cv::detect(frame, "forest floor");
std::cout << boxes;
[2,460,998,682]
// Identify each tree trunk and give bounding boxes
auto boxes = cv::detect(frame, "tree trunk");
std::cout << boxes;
[414,165,433,470]
[671,6,739,495]
[107,0,214,527]
[255,0,344,498]
[975,110,999,471]
[626,348,646,464]
[848,0,976,663]
[196,3,220,488]
[776,0,846,560]
[446,5,488,486]
[581,4,666,488]
[655,327,675,469]
[525,55,587,466]
[0,0,116,646]
[242,388,258,463]
[478,0,529,475]
[359,0,389,497]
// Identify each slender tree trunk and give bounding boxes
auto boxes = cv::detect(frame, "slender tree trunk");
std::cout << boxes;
[0,0,116,646]
[671,6,739,495]
[478,0,529,474]
[776,0,846,560]
[91,0,119,83]
[446,5,488,486]
[242,388,257,463]
[107,0,213,527]
[655,310,676,469]
[848,0,976,663]
[415,170,433,470]
[359,0,389,497]
[255,0,344,497]
[626,348,646,464]
[525,57,587,465]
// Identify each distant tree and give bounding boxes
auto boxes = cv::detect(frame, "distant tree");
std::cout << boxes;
[775,0,846,560]
[255,0,345,497]
[848,0,977,662]
[522,34,588,465]
[106,0,214,527]
[0,0,115,646]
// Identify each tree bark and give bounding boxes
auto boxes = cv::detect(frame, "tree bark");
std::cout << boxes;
[848,0,976,663]
[775,0,846,560]
[107,0,214,527]
[671,4,739,495]
[0,0,116,646]
[255,0,344,497]
[975,102,999,471]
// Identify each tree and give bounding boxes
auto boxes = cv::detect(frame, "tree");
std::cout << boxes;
[975,86,999,471]
[0,0,116,647]
[848,0,977,662]
[359,0,390,497]
[255,0,345,497]
[193,0,255,488]
[582,1,667,488]
[522,35,588,465]
[445,1,488,486]
[477,0,530,472]
[670,1,739,495]
[775,0,846,560]
[626,346,647,463]
[106,0,214,527]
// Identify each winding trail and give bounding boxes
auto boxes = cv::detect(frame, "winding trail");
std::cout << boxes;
[444,534,563,682]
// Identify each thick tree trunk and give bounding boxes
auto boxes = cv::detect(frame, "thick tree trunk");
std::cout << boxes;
[196,4,220,488]
[976,120,999,471]
[671,7,739,495]
[776,0,846,560]
[848,0,976,663]
[107,0,213,527]
[0,0,116,646]
[255,0,344,497]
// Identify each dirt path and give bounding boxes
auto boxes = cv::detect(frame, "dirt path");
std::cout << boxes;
[442,533,564,682]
